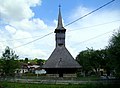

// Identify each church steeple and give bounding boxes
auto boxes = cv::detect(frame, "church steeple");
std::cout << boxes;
[56,5,63,29]
[54,5,66,47]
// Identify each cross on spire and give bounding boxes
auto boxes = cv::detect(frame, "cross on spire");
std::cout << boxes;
[56,5,63,29]
[59,4,61,8]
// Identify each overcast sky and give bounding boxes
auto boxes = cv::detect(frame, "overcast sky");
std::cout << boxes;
[0,0,120,60]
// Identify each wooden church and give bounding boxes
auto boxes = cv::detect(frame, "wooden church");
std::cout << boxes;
[43,6,81,77]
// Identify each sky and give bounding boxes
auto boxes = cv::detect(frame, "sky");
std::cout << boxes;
[0,0,120,60]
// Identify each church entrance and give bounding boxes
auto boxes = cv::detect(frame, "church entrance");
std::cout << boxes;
[59,73,63,77]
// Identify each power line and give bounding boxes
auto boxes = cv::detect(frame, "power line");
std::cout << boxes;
[1,27,118,53]
[13,32,53,49]
[0,19,119,43]
[0,34,51,42]
[64,0,115,27]
[11,0,115,49]
[13,20,119,49]
[72,28,118,45]
[68,20,120,32]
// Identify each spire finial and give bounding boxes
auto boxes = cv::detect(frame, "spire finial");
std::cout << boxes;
[59,4,61,8]
[56,4,63,29]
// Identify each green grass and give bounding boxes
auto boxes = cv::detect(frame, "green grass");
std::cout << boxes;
[0,82,120,88]
[76,76,100,81]
[20,75,99,81]
[0,82,82,88]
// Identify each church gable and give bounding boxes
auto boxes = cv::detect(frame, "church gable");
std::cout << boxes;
[43,46,81,68]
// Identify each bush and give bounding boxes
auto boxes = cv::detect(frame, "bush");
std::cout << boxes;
[23,72,36,76]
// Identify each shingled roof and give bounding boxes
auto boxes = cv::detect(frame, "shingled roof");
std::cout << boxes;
[43,46,81,68]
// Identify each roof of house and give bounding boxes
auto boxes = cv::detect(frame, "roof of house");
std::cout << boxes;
[42,46,81,68]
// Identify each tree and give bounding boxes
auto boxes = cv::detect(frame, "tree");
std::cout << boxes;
[89,49,100,75]
[37,59,45,66]
[76,49,92,76]
[25,58,28,63]
[107,30,120,78]
[0,46,19,77]
[76,48,109,76]
[0,58,2,73]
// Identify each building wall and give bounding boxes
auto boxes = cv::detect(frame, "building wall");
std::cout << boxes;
[56,32,65,47]
[46,74,77,77]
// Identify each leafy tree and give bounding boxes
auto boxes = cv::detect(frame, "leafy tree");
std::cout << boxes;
[28,58,38,64]
[28,58,46,65]
[76,49,93,76]
[25,58,28,63]
[107,30,120,78]
[76,48,109,76]
[90,49,111,76]
[89,49,100,75]
[0,46,20,77]
[0,58,2,73]
[37,59,46,66]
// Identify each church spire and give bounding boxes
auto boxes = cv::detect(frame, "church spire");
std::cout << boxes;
[55,5,66,47]
[56,5,64,29]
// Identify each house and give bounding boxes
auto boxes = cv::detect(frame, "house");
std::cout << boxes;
[17,62,46,76]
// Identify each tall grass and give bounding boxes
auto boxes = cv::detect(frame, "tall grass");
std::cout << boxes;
[0,82,120,88]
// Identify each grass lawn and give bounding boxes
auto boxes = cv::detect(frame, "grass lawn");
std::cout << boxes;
[0,82,120,88]
[20,75,100,81]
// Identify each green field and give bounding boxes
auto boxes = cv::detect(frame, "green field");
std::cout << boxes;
[0,82,120,88]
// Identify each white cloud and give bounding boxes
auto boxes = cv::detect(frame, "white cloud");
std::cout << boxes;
[0,0,50,59]
[25,0,41,7]
[14,46,46,59]
[10,18,48,31]
[5,24,50,59]
[0,0,41,22]
[13,30,32,40]
[70,6,90,20]
[66,6,120,58]
[5,25,16,34]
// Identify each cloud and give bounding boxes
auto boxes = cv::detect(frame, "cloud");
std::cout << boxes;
[1,24,51,59]
[15,46,47,59]
[66,5,120,58]
[0,0,41,22]
[9,18,48,32]
[5,25,16,34]
[0,0,50,59]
